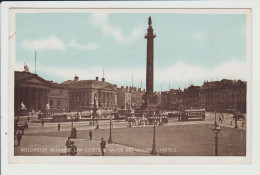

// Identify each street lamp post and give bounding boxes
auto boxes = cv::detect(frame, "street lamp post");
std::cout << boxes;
[108,118,113,144]
[212,111,221,156]
[71,115,74,129]
[234,114,238,129]
[18,103,20,121]
[151,122,157,155]
[92,94,97,125]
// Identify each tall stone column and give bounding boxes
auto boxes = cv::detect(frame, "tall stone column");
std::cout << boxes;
[40,89,44,111]
[114,93,117,105]
[38,89,41,111]
[103,92,105,104]
[145,16,156,94]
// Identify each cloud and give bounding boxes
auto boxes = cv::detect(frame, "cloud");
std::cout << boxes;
[22,37,65,50]
[15,60,247,90]
[90,13,143,43]
[154,59,247,84]
[69,39,99,50]
[22,37,99,51]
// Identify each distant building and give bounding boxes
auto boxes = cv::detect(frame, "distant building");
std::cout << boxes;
[130,87,146,109]
[14,66,247,114]
[117,86,145,110]
[200,79,247,112]
[62,76,117,111]
[161,88,182,110]
[49,82,69,112]
[183,85,201,109]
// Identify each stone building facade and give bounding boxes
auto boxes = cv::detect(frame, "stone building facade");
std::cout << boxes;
[183,85,201,109]
[199,79,247,112]
[15,68,117,115]
[117,86,145,110]
[49,83,69,112]
[161,88,182,110]
[61,76,117,111]
[15,68,247,115]
[15,70,51,115]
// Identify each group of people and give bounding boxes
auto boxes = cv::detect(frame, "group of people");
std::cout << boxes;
[65,130,107,156]
[65,137,77,156]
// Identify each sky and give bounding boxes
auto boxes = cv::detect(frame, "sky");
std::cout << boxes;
[15,13,247,91]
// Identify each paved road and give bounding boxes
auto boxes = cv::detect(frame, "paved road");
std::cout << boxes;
[17,112,246,135]
[14,112,246,156]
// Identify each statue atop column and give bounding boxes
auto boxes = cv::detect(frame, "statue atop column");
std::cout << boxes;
[23,63,30,72]
[142,16,159,112]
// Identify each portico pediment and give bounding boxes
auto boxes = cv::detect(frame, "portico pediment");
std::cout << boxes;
[15,71,51,88]
[103,86,115,91]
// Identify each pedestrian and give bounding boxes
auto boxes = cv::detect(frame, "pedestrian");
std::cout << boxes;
[231,120,233,125]
[221,113,224,120]
[17,131,22,146]
[65,137,71,155]
[24,121,28,129]
[69,141,77,156]
[70,128,74,138]
[89,130,92,141]
[100,137,106,156]
[41,120,44,127]
[27,116,30,122]
[74,128,77,138]
[58,123,60,131]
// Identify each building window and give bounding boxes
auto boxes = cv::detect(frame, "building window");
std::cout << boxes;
[50,100,53,107]
[57,99,60,107]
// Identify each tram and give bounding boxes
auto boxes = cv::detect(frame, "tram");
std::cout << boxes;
[180,109,205,121]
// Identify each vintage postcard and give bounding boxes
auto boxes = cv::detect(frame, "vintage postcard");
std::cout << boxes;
[5,5,251,165]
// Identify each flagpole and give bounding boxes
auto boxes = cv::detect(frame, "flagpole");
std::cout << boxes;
[35,51,37,74]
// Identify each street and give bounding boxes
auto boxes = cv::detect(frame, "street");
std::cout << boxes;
[14,112,246,156]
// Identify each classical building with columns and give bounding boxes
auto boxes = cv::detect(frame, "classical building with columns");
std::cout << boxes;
[15,64,118,115]
[61,76,117,111]
[15,71,117,115]
[15,70,51,115]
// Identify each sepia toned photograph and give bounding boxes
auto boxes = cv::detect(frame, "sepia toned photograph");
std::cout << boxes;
[6,7,251,164]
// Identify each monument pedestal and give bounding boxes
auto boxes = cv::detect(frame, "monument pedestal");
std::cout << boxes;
[142,93,159,113]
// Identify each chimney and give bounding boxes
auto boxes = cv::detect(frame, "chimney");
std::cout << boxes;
[96,77,99,81]
[74,75,79,82]
[102,78,105,82]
